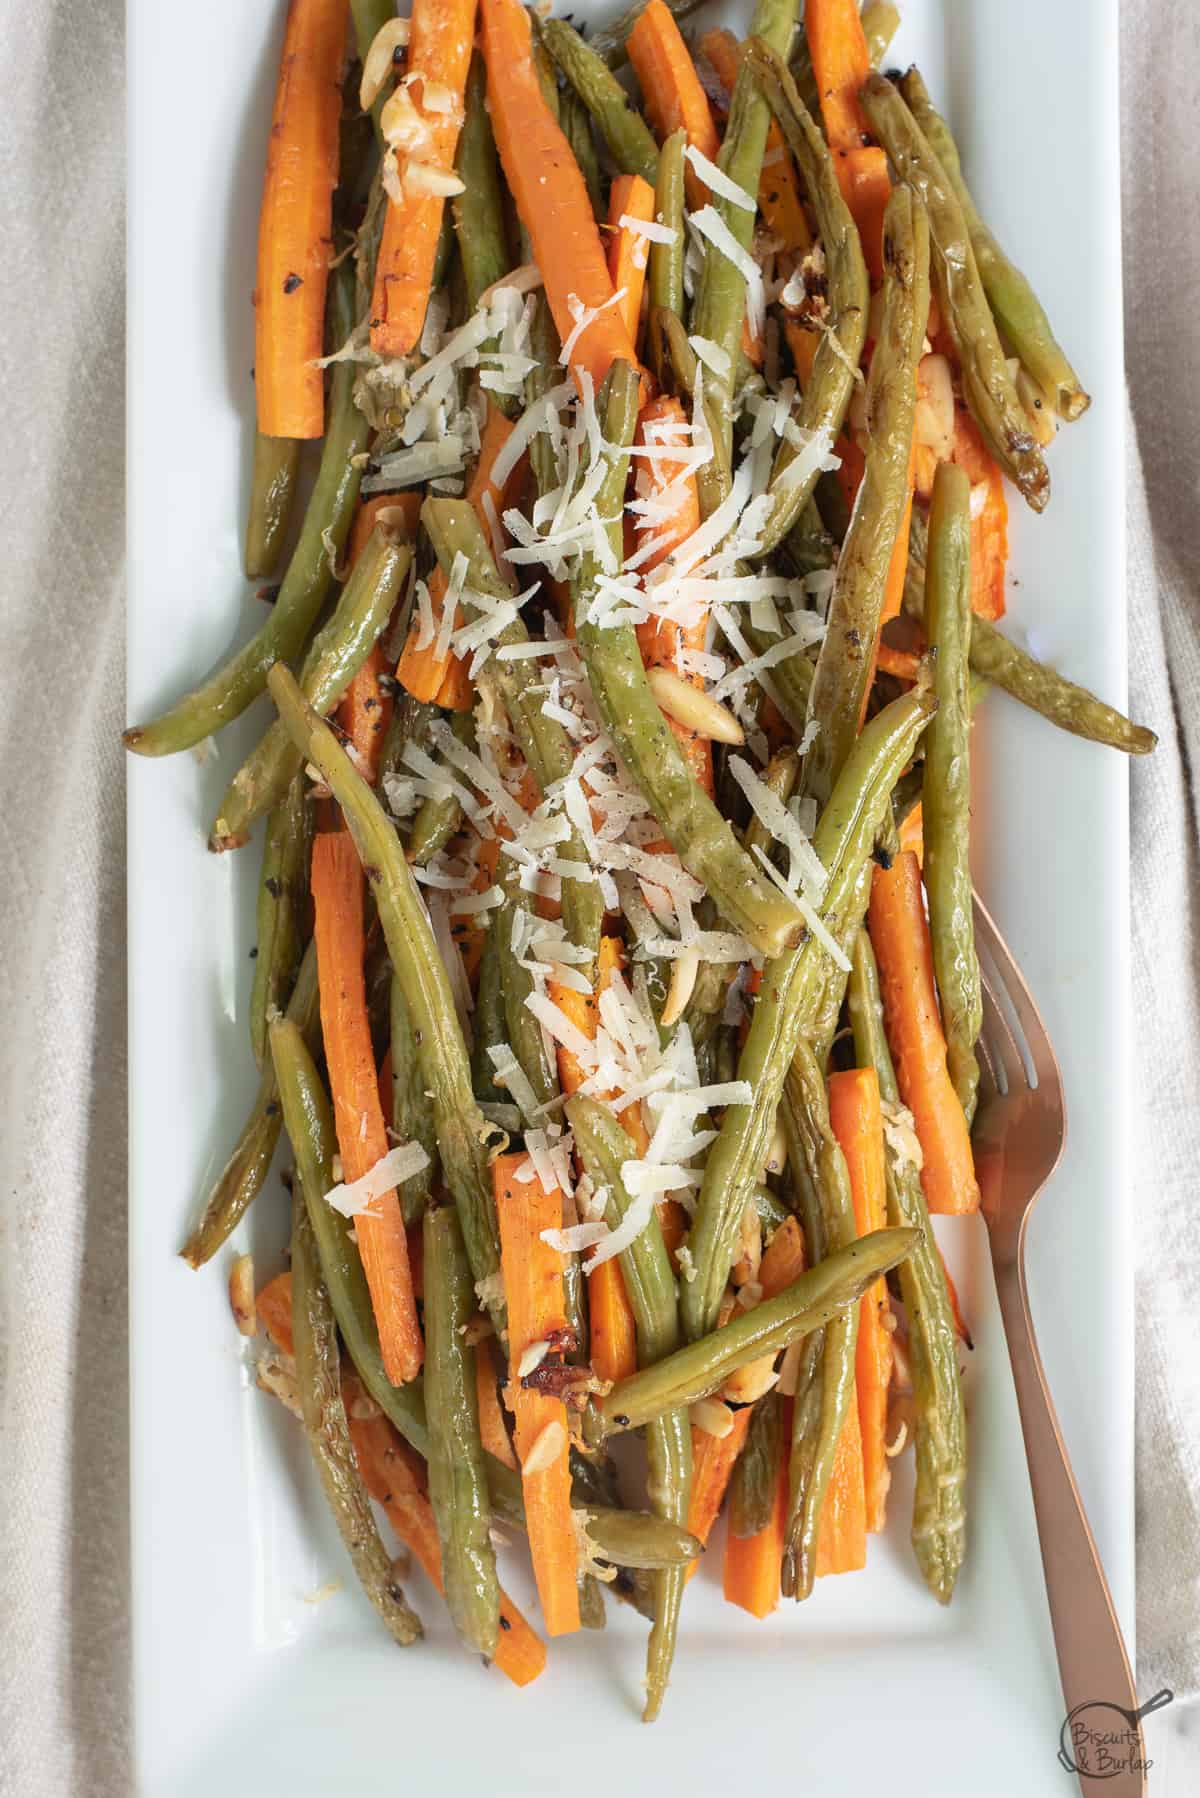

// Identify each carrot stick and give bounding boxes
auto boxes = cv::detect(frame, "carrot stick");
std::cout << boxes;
[480,0,640,394]
[868,851,982,1215]
[607,173,656,350]
[936,1241,973,1349]
[951,405,1008,620]
[312,831,424,1382]
[493,1152,581,1636]
[369,0,476,358]
[548,937,641,1382]
[875,644,921,683]
[631,395,713,799]
[629,1,721,209]
[343,1366,546,1685]
[254,0,344,439]
[475,1340,519,1470]
[699,30,812,254]
[813,1385,868,1575]
[395,400,521,708]
[803,0,889,278]
[684,1410,752,1582]
[723,1398,791,1617]
[257,1270,295,1354]
[828,1068,893,1532]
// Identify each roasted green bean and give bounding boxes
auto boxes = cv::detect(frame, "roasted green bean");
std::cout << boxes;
[729,1387,785,1539]
[848,929,966,1602]
[568,1096,691,1722]
[211,528,412,849]
[390,975,438,1225]
[244,433,301,580]
[124,265,369,756]
[290,1188,422,1646]
[898,66,1089,422]
[600,1227,918,1435]
[423,1204,501,1657]
[779,1038,859,1599]
[861,73,1050,512]
[561,86,605,221]
[922,461,981,1121]
[249,771,309,1069]
[541,19,659,185]
[180,938,320,1268]
[801,182,930,810]
[682,687,934,1343]
[745,40,870,554]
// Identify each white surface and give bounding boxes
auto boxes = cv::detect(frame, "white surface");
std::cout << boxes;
[126,2,1132,1794]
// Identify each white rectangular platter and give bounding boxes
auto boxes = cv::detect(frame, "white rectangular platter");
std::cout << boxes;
[127,1,1132,1791]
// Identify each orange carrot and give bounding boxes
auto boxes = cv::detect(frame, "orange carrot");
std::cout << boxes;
[607,173,656,350]
[804,0,889,278]
[631,395,712,798]
[898,799,924,863]
[348,493,423,565]
[369,0,476,358]
[936,1242,973,1349]
[493,1152,581,1636]
[254,0,344,439]
[312,831,423,1382]
[784,315,820,389]
[828,1068,893,1532]
[548,936,641,1382]
[475,1339,519,1470]
[723,1398,791,1617]
[257,1270,295,1354]
[343,1367,547,1686]
[700,30,812,254]
[685,1408,753,1581]
[629,1,721,209]
[342,494,424,770]
[875,643,922,683]
[951,406,1008,620]
[813,1384,868,1575]
[481,0,640,394]
[868,851,981,1215]
[395,401,522,709]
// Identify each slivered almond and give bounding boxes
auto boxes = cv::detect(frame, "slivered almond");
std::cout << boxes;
[517,1338,552,1379]
[228,1254,256,1336]
[360,18,411,111]
[690,1397,735,1438]
[646,668,745,745]
[659,947,700,1029]
[721,1355,780,1405]
[380,85,429,154]
[522,1418,566,1475]
[404,161,465,198]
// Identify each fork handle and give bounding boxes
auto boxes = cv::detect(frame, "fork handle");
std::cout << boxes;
[991,1243,1145,1797]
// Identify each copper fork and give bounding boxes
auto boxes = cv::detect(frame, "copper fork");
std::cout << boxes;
[971,892,1145,1796]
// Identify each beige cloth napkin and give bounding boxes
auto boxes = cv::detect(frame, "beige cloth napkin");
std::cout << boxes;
[1,0,1197,1792]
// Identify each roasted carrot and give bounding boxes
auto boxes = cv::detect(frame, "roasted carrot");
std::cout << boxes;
[254,0,344,439]
[813,1384,868,1575]
[475,1339,519,1470]
[898,798,924,862]
[718,1214,804,1405]
[607,173,656,350]
[256,1270,295,1354]
[685,1408,753,1577]
[937,1241,974,1349]
[784,315,820,388]
[875,643,922,683]
[828,1068,893,1532]
[699,29,812,254]
[629,1,720,209]
[951,405,1008,621]
[548,936,641,1383]
[723,1399,791,1617]
[481,0,640,394]
[342,1367,546,1686]
[868,851,981,1215]
[493,1152,581,1636]
[631,395,713,798]
[369,0,476,358]
[312,831,423,1383]
[804,0,889,278]
[395,400,521,709]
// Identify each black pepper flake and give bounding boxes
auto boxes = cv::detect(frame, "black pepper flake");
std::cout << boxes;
[256,584,281,604]
[265,877,282,899]
[873,844,894,871]
[249,946,258,959]
[614,1413,630,1428]
[283,273,303,294]
[378,672,401,697]
[266,1101,280,1119]
[499,1613,512,1632]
